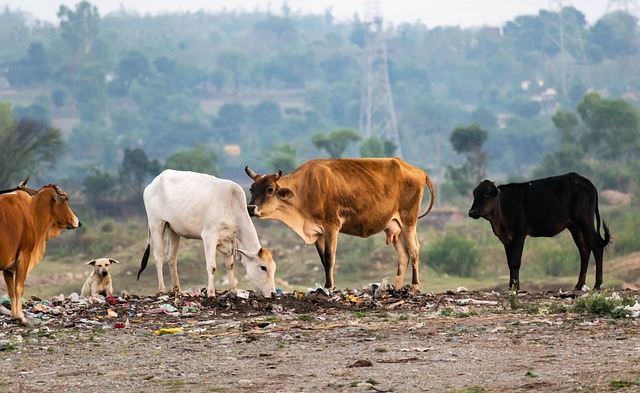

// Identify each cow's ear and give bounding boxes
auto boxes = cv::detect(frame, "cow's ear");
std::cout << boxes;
[86,260,96,266]
[277,187,295,200]
[108,259,120,264]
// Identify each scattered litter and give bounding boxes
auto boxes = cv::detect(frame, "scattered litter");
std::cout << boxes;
[236,289,250,299]
[400,347,431,352]
[621,302,640,318]
[347,359,373,368]
[106,309,118,318]
[455,298,498,306]
[154,327,184,336]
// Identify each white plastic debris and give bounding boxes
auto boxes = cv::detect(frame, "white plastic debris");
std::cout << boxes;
[236,289,250,299]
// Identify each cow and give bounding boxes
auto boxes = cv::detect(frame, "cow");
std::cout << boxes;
[136,170,277,297]
[468,172,610,291]
[0,183,81,324]
[245,157,435,291]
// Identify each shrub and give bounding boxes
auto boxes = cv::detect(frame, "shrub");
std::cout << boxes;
[425,234,481,277]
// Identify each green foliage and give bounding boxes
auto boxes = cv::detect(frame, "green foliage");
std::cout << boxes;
[425,234,481,277]
[359,136,397,158]
[611,209,640,254]
[164,144,218,175]
[311,128,360,159]
[447,123,488,196]
[58,1,101,65]
[572,293,629,318]
[449,123,488,154]
[266,144,297,174]
[0,102,64,185]
[538,243,576,277]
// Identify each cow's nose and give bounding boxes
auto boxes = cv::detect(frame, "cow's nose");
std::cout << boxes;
[247,205,257,216]
[468,209,478,218]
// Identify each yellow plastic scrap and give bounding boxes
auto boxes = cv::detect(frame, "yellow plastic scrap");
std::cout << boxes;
[154,327,184,336]
[345,294,359,303]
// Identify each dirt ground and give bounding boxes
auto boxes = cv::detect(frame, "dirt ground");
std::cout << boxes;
[0,287,639,393]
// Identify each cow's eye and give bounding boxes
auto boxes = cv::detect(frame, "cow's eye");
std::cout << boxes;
[267,187,274,193]
[260,265,268,272]
[249,186,254,193]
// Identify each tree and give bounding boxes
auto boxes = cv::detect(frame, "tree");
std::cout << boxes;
[0,102,63,186]
[58,1,100,68]
[213,102,246,143]
[266,144,297,174]
[312,128,360,158]
[164,144,218,175]
[69,64,107,123]
[359,136,397,158]
[119,148,150,192]
[217,48,246,94]
[447,123,489,195]
[577,92,640,159]
[590,11,639,58]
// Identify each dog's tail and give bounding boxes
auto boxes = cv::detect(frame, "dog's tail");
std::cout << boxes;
[136,228,151,281]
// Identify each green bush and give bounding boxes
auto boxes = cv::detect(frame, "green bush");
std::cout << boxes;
[425,234,481,277]
[538,244,576,277]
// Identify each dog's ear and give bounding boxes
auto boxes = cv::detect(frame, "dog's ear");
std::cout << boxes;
[86,260,96,266]
[108,259,120,264]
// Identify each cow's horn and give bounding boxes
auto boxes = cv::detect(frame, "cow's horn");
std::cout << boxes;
[276,169,282,180]
[245,166,260,180]
[19,175,30,187]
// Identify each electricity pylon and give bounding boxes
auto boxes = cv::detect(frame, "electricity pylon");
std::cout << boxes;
[359,0,403,158]
[606,0,640,14]
[543,0,593,99]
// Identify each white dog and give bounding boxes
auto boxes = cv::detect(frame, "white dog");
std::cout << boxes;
[81,258,119,297]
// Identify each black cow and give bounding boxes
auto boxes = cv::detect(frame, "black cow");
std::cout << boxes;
[468,172,610,291]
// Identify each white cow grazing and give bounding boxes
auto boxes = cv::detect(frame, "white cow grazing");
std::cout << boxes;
[137,170,276,297]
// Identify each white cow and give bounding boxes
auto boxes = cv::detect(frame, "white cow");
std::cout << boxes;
[137,170,276,297]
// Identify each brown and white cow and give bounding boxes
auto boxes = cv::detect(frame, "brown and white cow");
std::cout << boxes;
[245,158,435,291]
[0,183,81,324]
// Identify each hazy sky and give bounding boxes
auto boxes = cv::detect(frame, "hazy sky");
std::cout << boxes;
[3,0,612,28]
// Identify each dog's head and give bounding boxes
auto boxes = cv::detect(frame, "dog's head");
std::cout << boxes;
[86,258,119,277]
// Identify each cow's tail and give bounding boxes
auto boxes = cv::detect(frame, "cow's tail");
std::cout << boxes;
[418,172,436,219]
[595,193,611,248]
[136,228,151,281]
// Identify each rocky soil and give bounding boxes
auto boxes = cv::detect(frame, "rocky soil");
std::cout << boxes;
[0,287,639,393]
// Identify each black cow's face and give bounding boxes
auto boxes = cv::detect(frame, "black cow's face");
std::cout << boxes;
[469,180,499,219]
[245,166,295,218]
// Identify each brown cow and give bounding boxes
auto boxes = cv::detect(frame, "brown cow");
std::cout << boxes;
[0,184,81,324]
[245,158,435,291]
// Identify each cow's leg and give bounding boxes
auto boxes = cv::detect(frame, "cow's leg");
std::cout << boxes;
[392,234,410,290]
[224,253,238,293]
[568,225,591,290]
[165,227,182,293]
[202,236,218,297]
[318,230,339,289]
[149,222,167,293]
[2,270,21,322]
[13,265,27,323]
[505,236,525,291]
[5,261,28,323]
[398,225,420,291]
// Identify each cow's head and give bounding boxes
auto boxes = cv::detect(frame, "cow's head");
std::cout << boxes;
[235,247,277,297]
[37,184,82,239]
[469,180,499,219]
[245,166,295,217]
